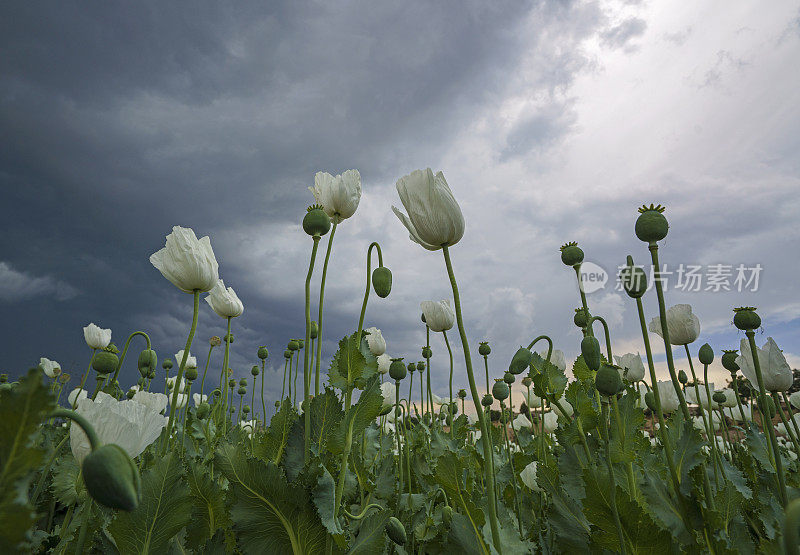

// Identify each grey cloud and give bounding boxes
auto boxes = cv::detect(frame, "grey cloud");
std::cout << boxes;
[0,261,79,302]
[600,17,647,50]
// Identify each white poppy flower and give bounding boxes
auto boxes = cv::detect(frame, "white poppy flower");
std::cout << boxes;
[193,393,208,407]
[174,350,197,370]
[70,392,167,464]
[68,388,88,407]
[513,413,531,430]
[648,304,701,346]
[519,461,542,492]
[309,169,361,222]
[553,401,574,419]
[736,337,792,392]
[790,391,800,410]
[171,393,189,410]
[83,323,112,350]
[432,393,455,406]
[542,411,559,433]
[614,353,646,382]
[420,300,455,333]
[239,419,257,438]
[364,327,386,356]
[686,384,717,409]
[392,168,464,251]
[539,349,566,372]
[523,389,543,409]
[380,382,396,410]
[166,376,189,393]
[726,404,752,422]
[655,380,680,413]
[150,226,219,293]
[377,353,392,375]
[39,357,61,378]
[205,279,243,318]
[132,391,169,414]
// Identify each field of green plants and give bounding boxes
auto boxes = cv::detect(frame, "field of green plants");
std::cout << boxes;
[2,168,799,553]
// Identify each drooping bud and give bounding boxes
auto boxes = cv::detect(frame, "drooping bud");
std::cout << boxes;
[698,343,714,365]
[508,347,533,375]
[385,516,407,546]
[82,444,141,511]
[635,204,668,243]
[372,266,392,298]
[581,336,601,372]
[309,322,319,340]
[644,391,656,412]
[442,505,453,526]
[137,349,158,376]
[595,363,622,397]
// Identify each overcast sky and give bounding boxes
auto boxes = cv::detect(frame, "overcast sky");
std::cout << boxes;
[2,1,799,416]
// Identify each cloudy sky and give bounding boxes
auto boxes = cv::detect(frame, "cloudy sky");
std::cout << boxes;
[2,1,799,415]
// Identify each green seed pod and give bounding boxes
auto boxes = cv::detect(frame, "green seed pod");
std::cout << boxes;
[503,372,515,385]
[581,336,601,372]
[185,366,198,381]
[416,361,425,372]
[721,350,740,372]
[303,205,331,236]
[560,242,584,267]
[385,516,407,546]
[389,358,407,381]
[407,362,416,374]
[635,204,669,243]
[237,387,247,396]
[196,402,210,420]
[297,339,304,350]
[678,370,688,384]
[442,505,453,526]
[492,379,509,401]
[148,369,156,379]
[644,391,656,412]
[458,389,467,399]
[620,255,647,299]
[162,358,173,371]
[478,342,491,356]
[257,346,269,360]
[422,346,432,359]
[288,340,300,351]
[251,365,260,376]
[243,405,251,414]
[92,351,119,375]
[481,394,494,407]
[228,378,236,388]
[509,347,533,375]
[137,349,157,375]
[284,349,292,359]
[372,266,392,298]
[309,322,318,340]
[698,343,714,365]
[209,336,222,347]
[595,363,622,397]
[573,307,590,329]
[733,307,761,331]
[239,377,248,387]
[712,391,726,404]
[82,444,141,511]
[225,333,234,344]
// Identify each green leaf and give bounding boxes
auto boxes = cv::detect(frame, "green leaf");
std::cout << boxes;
[308,387,344,456]
[433,451,488,553]
[214,443,327,554]
[312,465,344,537]
[669,419,704,495]
[0,368,55,554]
[108,451,193,555]
[530,352,568,399]
[449,511,491,555]
[640,472,692,546]
[609,392,647,464]
[51,456,85,506]
[537,463,591,551]
[185,462,230,550]
[347,509,389,554]
[572,355,595,381]
[328,333,367,391]
[330,376,382,455]
[253,399,298,465]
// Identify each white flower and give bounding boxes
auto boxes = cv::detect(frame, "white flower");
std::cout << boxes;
[686,384,717,409]
[519,461,542,492]
[171,393,189,410]
[239,419,257,437]
[473,429,482,442]
[150,226,219,293]
[718,388,738,408]
[380,382,396,410]
[132,391,169,414]
[634,382,648,404]
[83,323,112,350]
[656,380,681,413]
[790,391,800,410]
[174,350,197,370]
[377,353,392,375]
[648,304,701,346]
[513,413,531,430]
[726,404,752,422]
[737,337,792,392]
[309,169,361,222]
[392,168,465,251]
[166,376,188,393]
[420,300,455,333]
[364,327,386,356]
[205,279,244,318]
[68,388,88,407]
[614,353,646,382]
[553,401,574,419]
[542,411,559,433]
[432,393,455,406]
[466,413,477,426]
[539,349,566,372]
[193,393,208,407]
[39,357,61,378]
[70,392,167,464]
[523,390,543,409]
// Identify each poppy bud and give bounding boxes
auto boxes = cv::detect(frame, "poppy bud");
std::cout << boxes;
[238,387,247,396]
[83,444,141,511]
[257,346,269,360]
[635,204,668,243]
[442,505,453,525]
[678,370,688,384]
[721,350,740,372]
[698,343,714,365]
[386,516,407,546]
[284,350,292,359]
[713,392,726,404]
[478,342,491,356]
[620,255,647,299]
[243,405,251,414]
[309,322,319,340]
[372,266,392,298]
[251,365,260,376]
[733,307,761,331]
[138,349,158,374]
[574,308,590,329]
[212,388,221,397]
[644,391,656,412]
[560,242,584,267]
[509,347,532,375]
[503,372,515,385]
[422,346,432,359]
[288,340,300,351]
[481,394,494,407]
[458,389,467,399]
[389,358,407,381]
[492,379,509,401]
[210,336,222,347]
[92,350,119,375]
[407,362,416,374]
[185,367,198,381]
[596,363,622,397]
[581,336,601,372]
[416,361,425,372]
[379,404,393,416]
[162,358,173,371]
[303,204,332,236]
[196,402,210,419]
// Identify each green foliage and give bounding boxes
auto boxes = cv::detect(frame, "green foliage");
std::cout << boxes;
[185,461,230,550]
